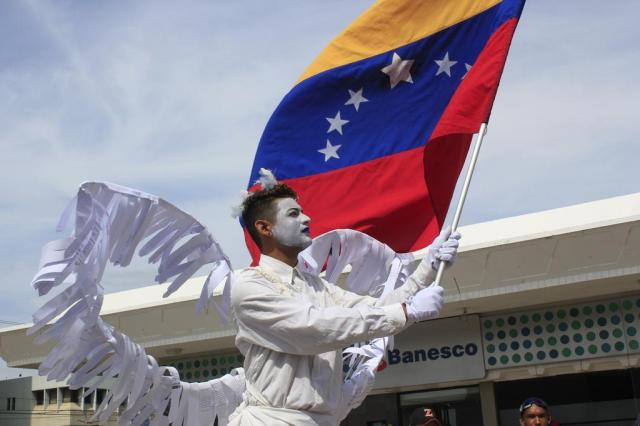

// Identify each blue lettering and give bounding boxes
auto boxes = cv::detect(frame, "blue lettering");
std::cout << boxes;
[465,343,478,356]
[452,345,465,357]
[402,351,414,363]
[427,348,440,360]
[441,346,451,359]
[387,342,477,366]
[388,349,401,365]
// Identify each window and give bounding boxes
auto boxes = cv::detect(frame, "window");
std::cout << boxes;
[5,397,16,411]
[495,369,640,425]
[83,390,93,408]
[96,389,106,406]
[46,388,56,405]
[70,388,80,404]
[342,393,399,425]
[399,386,482,426]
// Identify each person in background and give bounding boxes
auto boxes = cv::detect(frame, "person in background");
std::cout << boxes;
[519,397,560,426]
[409,407,443,426]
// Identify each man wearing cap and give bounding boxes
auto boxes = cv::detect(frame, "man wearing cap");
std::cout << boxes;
[519,397,560,426]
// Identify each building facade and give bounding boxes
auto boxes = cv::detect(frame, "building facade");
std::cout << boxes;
[0,375,117,425]
[1,193,639,425]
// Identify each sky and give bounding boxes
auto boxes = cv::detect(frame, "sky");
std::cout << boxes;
[0,0,638,378]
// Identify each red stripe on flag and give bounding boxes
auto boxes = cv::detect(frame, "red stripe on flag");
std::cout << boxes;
[290,147,447,254]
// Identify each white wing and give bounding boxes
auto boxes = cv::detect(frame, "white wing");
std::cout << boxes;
[29,181,237,424]
[299,228,415,297]
[338,337,388,421]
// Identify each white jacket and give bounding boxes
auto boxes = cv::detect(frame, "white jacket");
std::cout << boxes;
[229,255,427,425]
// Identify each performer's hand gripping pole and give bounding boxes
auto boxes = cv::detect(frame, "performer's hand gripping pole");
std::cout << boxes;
[433,122,488,288]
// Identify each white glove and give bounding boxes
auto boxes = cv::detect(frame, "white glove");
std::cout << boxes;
[405,285,444,322]
[427,226,461,270]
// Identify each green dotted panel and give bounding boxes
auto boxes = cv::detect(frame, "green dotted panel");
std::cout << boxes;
[482,297,640,369]
[167,352,244,382]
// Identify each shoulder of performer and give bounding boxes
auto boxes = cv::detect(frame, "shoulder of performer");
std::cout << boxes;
[230,267,277,303]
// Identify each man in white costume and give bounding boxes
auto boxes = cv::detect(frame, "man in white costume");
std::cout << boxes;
[229,182,460,425]
[26,178,457,425]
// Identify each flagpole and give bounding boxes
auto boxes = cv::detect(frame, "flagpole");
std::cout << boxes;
[433,122,488,288]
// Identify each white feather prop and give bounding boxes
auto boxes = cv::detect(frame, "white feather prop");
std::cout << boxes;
[29,181,237,424]
[229,168,277,219]
[338,337,388,421]
[230,190,250,219]
[255,168,277,190]
[299,229,414,297]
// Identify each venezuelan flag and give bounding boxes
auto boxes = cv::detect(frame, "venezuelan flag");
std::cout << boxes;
[247,0,526,257]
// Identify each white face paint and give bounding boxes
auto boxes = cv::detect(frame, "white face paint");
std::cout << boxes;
[271,198,312,249]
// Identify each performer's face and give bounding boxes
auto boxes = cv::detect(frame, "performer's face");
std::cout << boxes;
[272,198,312,249]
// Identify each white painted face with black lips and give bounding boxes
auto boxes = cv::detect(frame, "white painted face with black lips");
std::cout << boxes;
[272,198,312,249]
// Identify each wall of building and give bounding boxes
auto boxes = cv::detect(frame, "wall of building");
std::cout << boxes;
[0,376,118,426]
[0,376,33,425]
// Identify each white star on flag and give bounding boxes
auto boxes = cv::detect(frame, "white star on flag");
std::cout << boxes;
[345,88,369,111]
[326,111,349,135]
[434,52,457,77]
[381,52,414,89]
[318,140,341,162]
[462,63,472,79]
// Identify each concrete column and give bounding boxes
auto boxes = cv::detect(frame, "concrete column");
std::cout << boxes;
[92,390,97,411]
[57,387,62,411]
[80,387,85,411]
[44,389,49,410]
[479,381,499,426]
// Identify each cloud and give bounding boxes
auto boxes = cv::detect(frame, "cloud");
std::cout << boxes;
[0,0,376,324]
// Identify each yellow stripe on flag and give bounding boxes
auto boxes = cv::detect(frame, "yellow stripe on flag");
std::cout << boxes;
[297,0,501,84]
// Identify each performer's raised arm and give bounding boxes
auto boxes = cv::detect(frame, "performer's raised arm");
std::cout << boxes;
[232,267,406,355]
[318,226,461,309]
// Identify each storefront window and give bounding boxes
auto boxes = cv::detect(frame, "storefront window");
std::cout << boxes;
[399,387,482,426]
[342,393,398,425]
[495,369,640,425]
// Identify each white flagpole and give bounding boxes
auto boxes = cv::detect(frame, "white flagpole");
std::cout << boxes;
[433,122,488,288]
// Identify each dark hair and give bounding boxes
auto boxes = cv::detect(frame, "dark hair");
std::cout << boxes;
[241,184,298,249]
